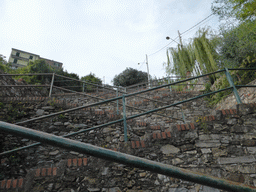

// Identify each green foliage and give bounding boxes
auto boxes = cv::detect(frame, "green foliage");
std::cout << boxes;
[54,70,81,92]
[5,59,57,84]
[112,67,149,87]
[2,58,83,92]
[0,54,7,65]
[166,43,195,76]
[166,28,218,78]
[0,103,28,123]
[0,54,8,72]
[217,20,256,68]
[193,29,218,74]
[212,0,256,21]
[81,73,102,92]
[48,98,57,106]
[58,114,65,119]
[196,116,209,133]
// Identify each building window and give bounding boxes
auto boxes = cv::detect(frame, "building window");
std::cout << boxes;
[29,55,33,60]
[13,59,18,63]
[16,52,20,57]
[54,63,59,67]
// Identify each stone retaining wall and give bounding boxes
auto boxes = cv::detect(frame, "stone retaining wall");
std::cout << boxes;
[1,92,256,191]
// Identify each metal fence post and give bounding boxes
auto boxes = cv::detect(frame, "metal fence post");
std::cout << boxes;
[181,109,186,123]
[82,83,85,92]
[168,77,172,92]
[49,73,55,97]
[122,95,127,142]
[224,68,242,104]
[116,87,119,115]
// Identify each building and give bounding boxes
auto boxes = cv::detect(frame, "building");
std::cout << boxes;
[8,48,63,69]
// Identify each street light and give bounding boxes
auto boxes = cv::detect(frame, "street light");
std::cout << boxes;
[138,54,150,88]
[166,36,180,45]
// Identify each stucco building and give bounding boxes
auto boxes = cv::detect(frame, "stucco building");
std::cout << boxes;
[8,48,63,69]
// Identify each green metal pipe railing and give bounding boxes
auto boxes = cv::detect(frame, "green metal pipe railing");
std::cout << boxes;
[1,68,254,156]
[225,68,242,104]
[228,68,256,71]
[125,87,233,121]
[0,121,255,192]
[0,73,54,76]
[53,84,183,122]
[0,86,233,156]
[0,85,50,87]
[17,72,199,125]
[236,85,256,88]
[54,73,116,93]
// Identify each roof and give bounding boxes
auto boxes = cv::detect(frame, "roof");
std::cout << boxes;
[12,48,40,57]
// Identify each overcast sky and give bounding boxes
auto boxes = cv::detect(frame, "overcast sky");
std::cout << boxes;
[0,0,220,85]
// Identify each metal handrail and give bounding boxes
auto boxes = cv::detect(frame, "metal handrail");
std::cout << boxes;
[1,68,255,156]
[0,73,54,76]
[0,86,232,156]
[0,121,255,192]
[1,68,256,191]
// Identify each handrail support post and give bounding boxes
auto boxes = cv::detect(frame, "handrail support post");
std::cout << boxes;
[82,83,85,92]
[224,68,242,104]
[116,87,119,115]
[49,73,55,97]
[168,76,172,92]
[122,94,128,142]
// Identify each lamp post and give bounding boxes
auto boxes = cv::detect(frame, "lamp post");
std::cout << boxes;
[138,54,150,88]
[166,36,180,45]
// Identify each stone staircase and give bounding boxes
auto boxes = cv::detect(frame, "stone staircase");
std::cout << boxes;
[1,89,256,191]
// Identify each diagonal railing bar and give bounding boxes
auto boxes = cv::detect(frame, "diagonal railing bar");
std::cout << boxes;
[0,121,255,192]
[126,87,233,120]
[15,94,123,125]
[124,75,185,91]
[0,85,50,87]
[1,70,229,156]
[236,85,256,88]
[125,69,226,97]
[0,87,232,156]
[54,73,117,92]
[228,68,256,71]
[0,118,124,156]
[14,83,183,125]
[0,73,54,76]
[53,85,183,121]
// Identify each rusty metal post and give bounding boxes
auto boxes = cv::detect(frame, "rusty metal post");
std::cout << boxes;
[49,73,55,97]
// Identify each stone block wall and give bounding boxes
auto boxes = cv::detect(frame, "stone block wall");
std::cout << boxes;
[1,92,256,191]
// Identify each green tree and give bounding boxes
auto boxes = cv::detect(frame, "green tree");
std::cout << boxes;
[166,43,195,77]
[0,55,7,71]
[193,29,219,74]
[165,28,218,78]
[212,0,256,21]
[14,59,57,84]
[81,73,102,92]
[112,67,149,87]
[55,70,80,92]
[217,20,256,68]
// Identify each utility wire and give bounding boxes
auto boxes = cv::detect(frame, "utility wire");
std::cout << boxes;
[181,16,215,38]
[148,37,178,56]
[147,13,215,57]
[180,13,214,36]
